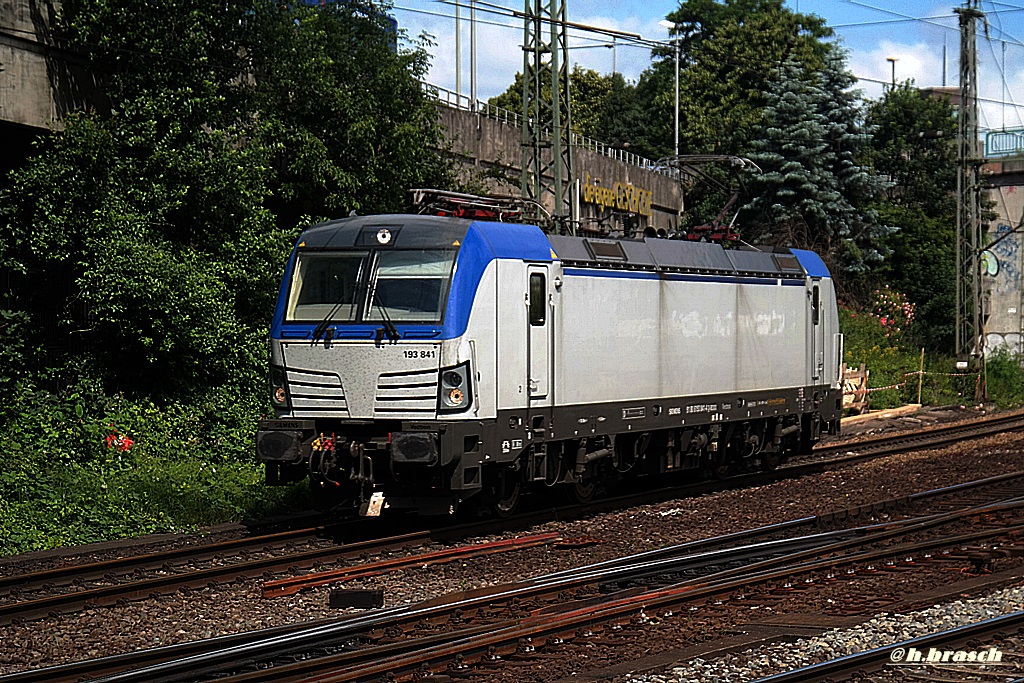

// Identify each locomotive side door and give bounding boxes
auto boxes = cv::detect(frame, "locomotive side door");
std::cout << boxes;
[809,280,825,383]
[526,264,552,407]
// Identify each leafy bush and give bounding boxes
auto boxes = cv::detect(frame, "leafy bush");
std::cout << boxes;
[840,304,1021,410]
[0,309,30,399]
[0,375,307,556]
[984,348,1024,408]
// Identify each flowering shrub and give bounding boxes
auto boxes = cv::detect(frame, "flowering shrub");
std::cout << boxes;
[105,426,135,453]
[871,286,915,341]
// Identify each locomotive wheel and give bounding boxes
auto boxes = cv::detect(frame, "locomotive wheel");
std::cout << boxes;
[760,450,783,471]
[486,467,522,518]
[565,477,596,504]
[710,454,735,479]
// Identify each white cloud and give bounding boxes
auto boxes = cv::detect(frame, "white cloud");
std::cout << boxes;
[846,39,947,101]
[840,3,1024,133]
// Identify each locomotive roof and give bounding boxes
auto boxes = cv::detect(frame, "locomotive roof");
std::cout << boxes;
[295,215,827,279]
[298,215,473,249]
[548,235,818,279]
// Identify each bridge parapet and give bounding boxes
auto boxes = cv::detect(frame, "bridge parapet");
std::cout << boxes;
[430,83,682,233]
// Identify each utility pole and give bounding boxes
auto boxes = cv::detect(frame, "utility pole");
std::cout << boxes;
[521,0,573,230]
[470,0,477,109]
[954,0,986,398]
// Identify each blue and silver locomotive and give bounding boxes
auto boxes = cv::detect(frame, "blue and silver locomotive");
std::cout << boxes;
[256,214,843,515]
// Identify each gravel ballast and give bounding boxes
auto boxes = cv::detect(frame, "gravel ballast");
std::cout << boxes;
[2,419,1024,676]
[625,585,1024,683]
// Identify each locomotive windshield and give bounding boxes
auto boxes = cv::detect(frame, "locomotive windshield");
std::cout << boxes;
[365,250,456,322]
[286,251,368,322]
[285,249,456,324]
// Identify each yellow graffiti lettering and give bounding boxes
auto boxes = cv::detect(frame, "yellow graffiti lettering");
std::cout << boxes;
[581,174,653,217]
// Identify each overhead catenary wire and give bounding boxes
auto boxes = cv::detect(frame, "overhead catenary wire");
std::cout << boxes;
[833,6,1024,29]
[400,2,1024,122]
[983,0,1024,128]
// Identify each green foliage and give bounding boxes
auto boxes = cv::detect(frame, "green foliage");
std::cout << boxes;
[0,0,451,396]
[872,204,955,350]
[0,309,30,398]
[862,84,957,216]
[0,376,307,555]
[984,349,1024,408]
[671,8,829,156]
[0,0,453,554]
[663,0,831,62]
[488,66,643,146]
[840,306,1024,411]
[249,2,452,221]
[737,52,891,273]
[860,85,958,350]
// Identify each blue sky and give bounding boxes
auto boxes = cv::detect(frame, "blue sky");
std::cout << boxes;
[391,0,1024,134]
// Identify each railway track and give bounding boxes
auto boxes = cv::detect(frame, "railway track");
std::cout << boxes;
[749,609,1024,682]
[6,469,1024,683]
[210,493,1024,683]
[2,407,1024,630]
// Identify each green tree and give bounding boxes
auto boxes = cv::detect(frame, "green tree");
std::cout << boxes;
[248,2,452,224]
[488,66,643,144]
[0,0,451,397]
[737,53,891,274]
[663,0,829,63]
[627,0,833,160]
[862,84,957,216]
[863,84,958,349]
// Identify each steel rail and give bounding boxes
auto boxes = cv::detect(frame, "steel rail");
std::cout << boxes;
[3,409,1024,641]
[0,528,445,626]
[46,487,1024,683]
[811,406,1024,460]
[749,609,1024,682]
[0,524,338,597]
[293,521,1024,683]
[5,471,1024,683]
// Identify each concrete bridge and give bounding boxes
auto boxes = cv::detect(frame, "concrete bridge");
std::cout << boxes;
[0,0,101,175]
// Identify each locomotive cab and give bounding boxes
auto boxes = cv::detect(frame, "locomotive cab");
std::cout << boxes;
[256,216,553,515]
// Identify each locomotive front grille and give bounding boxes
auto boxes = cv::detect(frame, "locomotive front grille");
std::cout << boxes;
[287,368,351,417]
[375,369,438,416]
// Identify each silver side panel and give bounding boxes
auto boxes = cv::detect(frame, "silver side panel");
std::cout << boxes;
[453,261,498,419]
[496,260,529,411]
[553,272,810,406]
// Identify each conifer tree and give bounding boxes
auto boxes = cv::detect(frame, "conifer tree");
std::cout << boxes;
[738,51,891,274]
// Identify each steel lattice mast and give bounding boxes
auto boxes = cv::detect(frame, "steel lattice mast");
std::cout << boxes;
[955,1,985,369]
[521,0,573,231]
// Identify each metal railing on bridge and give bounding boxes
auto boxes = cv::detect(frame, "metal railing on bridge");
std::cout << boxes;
[423,82,672,177]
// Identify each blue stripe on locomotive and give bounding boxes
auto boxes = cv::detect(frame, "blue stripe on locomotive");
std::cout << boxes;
[440,222,554,339]
[790,249,830,278]
[269,221,832,341]
[269,221,554,341]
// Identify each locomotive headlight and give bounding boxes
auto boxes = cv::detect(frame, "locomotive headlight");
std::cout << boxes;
[270,366,290,408]
[438,362,472,412]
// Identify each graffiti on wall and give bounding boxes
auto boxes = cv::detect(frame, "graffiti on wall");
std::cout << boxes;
[990,223,1021,297]
[987,332,1023,354]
